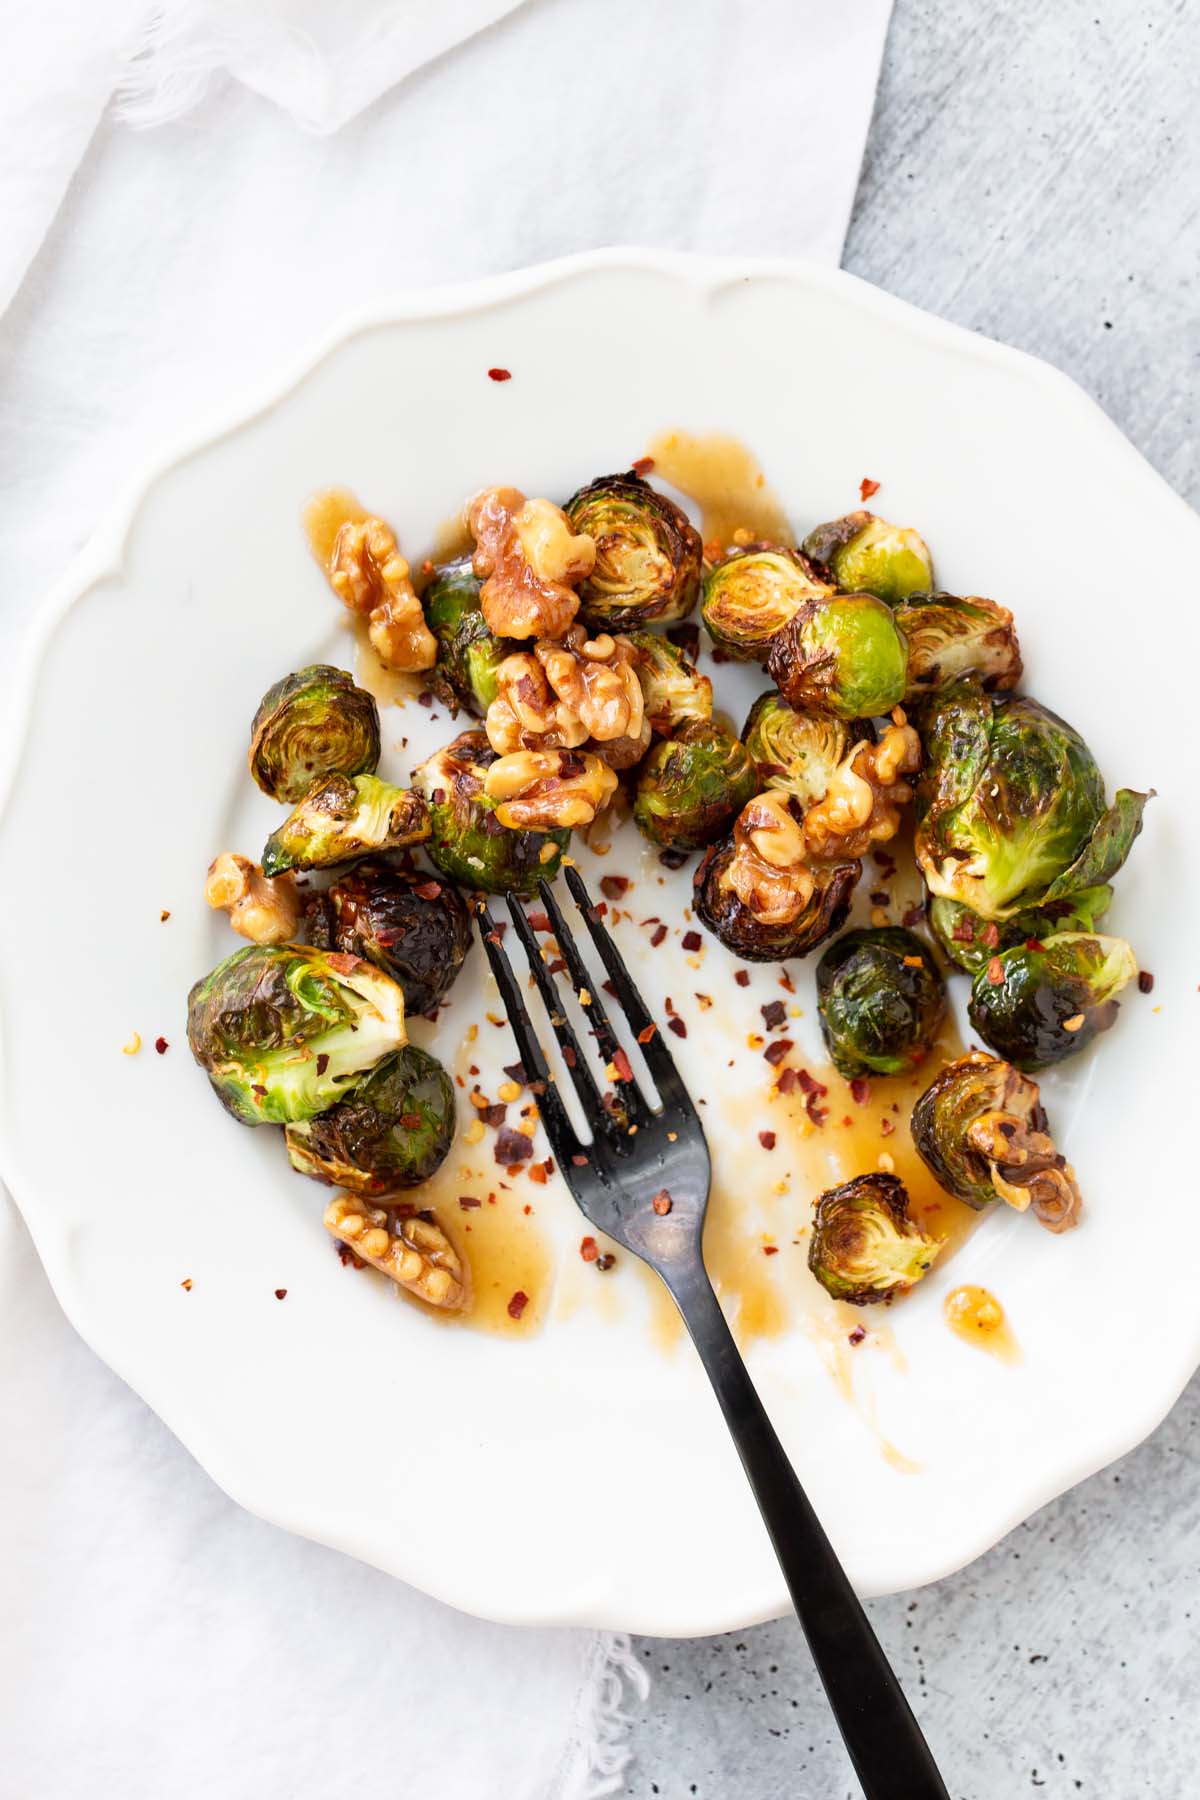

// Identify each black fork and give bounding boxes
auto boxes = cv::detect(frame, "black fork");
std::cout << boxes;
[476,868,949,1800]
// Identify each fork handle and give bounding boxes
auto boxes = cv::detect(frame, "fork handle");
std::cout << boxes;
[669,1268,950,1800]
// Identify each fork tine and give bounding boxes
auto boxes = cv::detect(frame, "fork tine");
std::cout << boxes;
[561,865,695,1117]
[503,894,619,1137]
[536,879,653,1128]
[472,901,581,1157]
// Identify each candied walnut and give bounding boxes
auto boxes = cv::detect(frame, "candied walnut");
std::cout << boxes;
[205,853,301,945]
[483,748,618,830]
[537,629,645,743]
[486,627,650,768]
[802,719,920,863]
[727,791,815,927]
[965,1075,1083,1234]
[485,651,590,755]
[468,486,594,640]
[324,1196,468,1308]
[326,514,437,673]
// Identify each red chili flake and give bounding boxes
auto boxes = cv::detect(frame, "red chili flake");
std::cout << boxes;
[869,890,891,907]
[398,1112,423,1129]
[778,970,796,994]
[650,923,668,948]
[494,1127,533,1164]
[580,1236,599,1262]
[982,922,1001,949]
[902,902,925,929]
[805,1094,828,1126]
[762,1245,779,1257]
[523,1202,533,1214]
[180,1277,192,1291]
[952,917,977,944]
[527,910,552,932]
[860,477,881,501]
[1137,970,1155,994]
[636,1022,658,1044]
[488,367,513,382]
[274,1289,287,1300]
[154,1036,169,1055]
[776,1066,799,1095]
[506,1290,529,1319]
[563,1044,577,1067]
[986,955,1004,986]
[159,909,171,922]
[503,1061,527,1087]
[459,1195,482,1210]
[325,952,363,975]
[547,958,567,975]
[1024,937,1046,953]
[758,1130,776,1150]
[480,1103,507,1129]
[667,1017,687,1038]
[761,999,787,1031]
[848,1325,867,1346]
[764,1038,793,1066]
[873,850,897,873]
[611,1047,634,1083]
[850,1077,872,1106]
[599,875,630,901]
[469,1064,480,1077]
[631,456,655,476]
[596,1253,617,1271]
[601,979,618,997]
[251,1084,267,1098]
[417,691,433,708]
[664,995,677,1016]
[681,930,702,952]
[880,1117,895,1138]
[796,1069,826,1095]
[659,847,690,871]
[571,1153,589,1167]
[734,969,750,988]
[652,1189,673,1215]
[412,879,442,901]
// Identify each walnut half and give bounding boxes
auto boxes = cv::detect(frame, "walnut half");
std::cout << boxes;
[468,487,595,640]
[325,1197,468,1309]
[727,792,815,926]
[801,716,920,863]
[326,512,437,673]
[485,626,648,766]
[205,853,301,944]
[483,748,618,830]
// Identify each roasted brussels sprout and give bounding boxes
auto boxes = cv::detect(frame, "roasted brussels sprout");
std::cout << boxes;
[914,683,1149,919]
[802,511,933,606]
[411,730,569,895]
[696,832,859,962]
[807,1173,941,1305]
[968,931,1137,1070]
[893,593,1022,697]
[564,472,703,629]
[928,885,1113,976]
[741,691,866,807]
[766,592,908,720]
[627,630,713,736]
[262,774,429,877]
[186,944,406,1127]
[701,544,832,661]
[248,665,381,804]
[632,720,757,852]
[285,1045,455,1194]
[309,859,471,1015]
[911,1051,1081,1231]
[424,556,514,716]
[816,928,945,1079]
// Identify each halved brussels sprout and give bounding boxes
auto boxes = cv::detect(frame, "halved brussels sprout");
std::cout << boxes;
[695,837,858,962]
[928,885,1113,976]
[807,1173,941,1305]
[766,592,908,720]
[564,472,702,629]
[741,691,866,807]
[816,928,945,1078]
[914,683,1149,920]
[632,720,757,852]
[894,592,1022,696]
[802,511,933,605]
[262,774,429,877]
[701,544,832,661]
[627,630,713,736]
[186,943,406,1127]
[285,1044,455,1194]
[911,1051,1081,1231]
[968,930,1137,1070]
[411,730,569,895]
[424,556,515,716]
[309,858,471,1016]
[248,665,381,804]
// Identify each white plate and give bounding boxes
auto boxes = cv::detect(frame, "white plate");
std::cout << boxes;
[1,251,1196,1635]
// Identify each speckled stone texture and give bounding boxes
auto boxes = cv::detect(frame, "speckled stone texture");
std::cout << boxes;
[623,2,1200,1795]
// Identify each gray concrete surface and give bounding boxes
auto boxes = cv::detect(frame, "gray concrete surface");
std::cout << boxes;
[623,3,1200,1795]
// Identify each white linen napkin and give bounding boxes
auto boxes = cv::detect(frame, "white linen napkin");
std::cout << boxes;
[0,3,893,1795]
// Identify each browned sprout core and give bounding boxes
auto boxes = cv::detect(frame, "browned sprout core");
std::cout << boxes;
[325,1196,468,1308]
[326,514,437,672]
[205,852,302,945]
[483,748,618,830]
[468,487,595,640]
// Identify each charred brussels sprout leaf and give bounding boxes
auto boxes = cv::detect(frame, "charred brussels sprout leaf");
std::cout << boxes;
[564,472,702,629]
[928,885,1113,976]
[285,1045,455,1193]
[807,1173,940,1305]
[186,944,406,1127]
[766,592,908,720]
[310,858,471,1016]
[411,730,569,895]
[816,928,945,1078]
[262,774,429,877]
[741,691,866,807]
[701,544,832,661]
[627,629,713,736]
[695,839,858,962]
[894,593,1022,697]
[1040,788,1152,904]
[248,665,381,804]
[913,687,1133,919]
[968,931,1137,1070]
[802,511,934,606]
[424,556,515,716]
[632,720,757,852]
[912,1051,1082,1231]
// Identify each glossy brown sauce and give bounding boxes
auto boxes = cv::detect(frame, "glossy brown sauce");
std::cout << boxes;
[644,430,796,551]
[944,1285,1021,1364]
